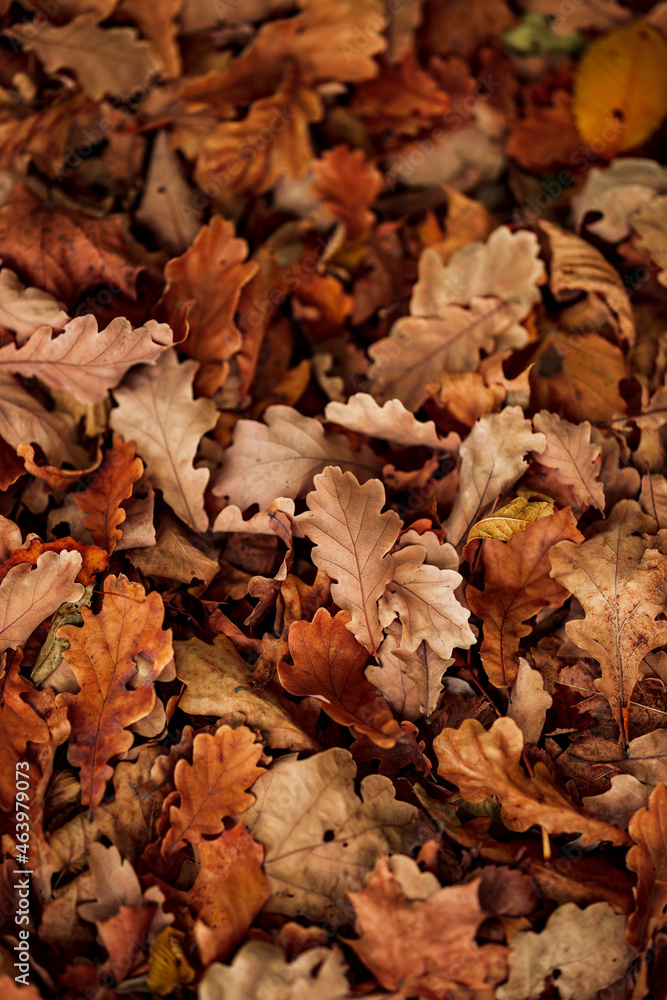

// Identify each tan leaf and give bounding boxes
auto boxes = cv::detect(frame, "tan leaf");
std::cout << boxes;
[632,193,667,288]
[626,781,667,948]
[467,508,583,687]
[0,315,174,404]
[347,860,508,998]
[127,513,219,586]
[582,774,651,830]
[77,843,142,924]
[199,941,350,1000]
[110,350,217,533]
[116,0,182,79]
[0,371,90,469]
[161,726,264,855]
[444,407,546,548]
[532,410,605,512]
[0,550,84,655]
[0,267,68,344]
[507,658,553,745]
[135,131,201,255]
[10,13,161,101]
[433,717,630,845]
[325,392,452,450]
[296,467,401,654]
[237,747,418,922]
[212,406,381,511]
[497,901,633,1000]
[467,495,555,543]
[366,622,422,721]
[56,575,173,808]
[284,608,401,746]
[550,499,667,740]
[539,219,635,344]
[158,216,257,396]
[174,635,318,752]
[74,436,143,554]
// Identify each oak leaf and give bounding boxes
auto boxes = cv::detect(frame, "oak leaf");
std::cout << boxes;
[351,52,451,137]
[325,392,453,450]
[311,146,383,240]
[433,717,630,845]
[136,131,200,255]
[571,157,667,242]
[0,267,68,344]
[0,537,107,588]
[296,467,401,654]
[77,843,144,924]
[161,725,265,855]
[497,901,633,1000]
[626,780,667,948]
[74,436,143,554]
[237,746,418,922]
[110,350,217,533]
[507,658,553,745]
[532,410,605,512]
[284,608,401,746]
[56,574,173,808]
[466,494,555,543]
[550,499,667,740]
[0,550,84,655]
[0,371,90,470]
[0,182,144,303]
[158,216,257,396]
[10,13,161,102]
[127,513,219,586]
[529,330,628,423]
[367,622,422,721]
[213,406,381,512]
[347,860,508,999]
[467,507,583,688]
[199,941,350,1000]
[444,406,546,548]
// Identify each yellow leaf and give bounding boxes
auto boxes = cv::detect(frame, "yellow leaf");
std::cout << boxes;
[574,20,667,155]
[147,928,195,996]
[467,495,555,543]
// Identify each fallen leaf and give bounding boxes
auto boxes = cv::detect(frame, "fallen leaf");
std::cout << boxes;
[626,781,667,948]
[0,550,84,655]
[74,435,143,554]
[507,658,553,745]
[199,940,350,1000]
[466,494,555,543]
[0,372,91,470]
[325,392,453,449]
[135,131,201,255]
[311,146,383,240]
[127,512,219,586]
[529,331,628,423]
[532,410,605,513]
[0,267,68,343]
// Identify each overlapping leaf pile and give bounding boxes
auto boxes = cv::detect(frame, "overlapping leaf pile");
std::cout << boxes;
[3,2,667,998]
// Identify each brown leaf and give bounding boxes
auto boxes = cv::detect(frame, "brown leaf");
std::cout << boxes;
[550,499,667,741]
[433,717,630,845]
[0,267,68,343]
[127,512,219,586]
[0,550,84,655]
[110,350,217,532]
[0,536,108,587]
[296,467,401,654]
[347,860,508,999]
[158,216,257,396]
[532,410,605,512]
[311,146,383,240]
[0,372,90,470]
[56,574,173,808]
[284,608,400,746]
[325,392,453,450]
[351,52,451,137]
[74,436,143,554]
[626,781,667,948]
[467,507,583,687]
[530,330,628,423]
[161,725,264,854]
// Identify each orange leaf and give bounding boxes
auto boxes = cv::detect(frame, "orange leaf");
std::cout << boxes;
[0,654,54,810]
[311,146,383,241]
[285,608,401,747]
[74,436,143,554]
[627,782,667,948]
[56,574,173,808]
[0,537,108,587]
[161,724,265,854]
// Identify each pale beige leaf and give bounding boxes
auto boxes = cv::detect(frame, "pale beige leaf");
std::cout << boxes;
[10,13,161,101]
[582,774,651,829]
[212,405,381,511]
[507,658,552,745]
[444,407,546,548]
[111,351,217,532]
[539,219,635,343]
[236,747,418,922]
[325,392,451,449]
[77,843,142,924]
[396,529,459,570]
[550,499,667,738]
[0,316,174,404]
[128,514,219,586]
[0,550,84,654]
[379,631,455,718]
[533,410,605,512]
[212,498,296,535]
[199,941,350,1000]
[631,193,667,287]
[0,371,90,469]
[571,157,667,241]
[0,268,68,344]
[639,472,667,528]
[366,622,421,722]
[379,543,475,661]
[296,467,401,654]
[135,131,201,256]
[497,902,633,1000]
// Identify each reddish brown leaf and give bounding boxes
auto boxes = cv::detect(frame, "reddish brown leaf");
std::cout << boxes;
[74,436,143,554]
[0,537,109,587]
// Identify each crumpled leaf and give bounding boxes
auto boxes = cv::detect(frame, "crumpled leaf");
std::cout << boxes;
[467,507,583,687]
[347,859,508,999]
[325,392,454,450]
[199,941,350,1000]
[110,350,217,533]
[497,901,633,1000]
[433,717,630,845]
[532,410,605,512]
[0,550,84,654]
[296,467,401,654]
[550,499,667,741]
[626,781,667,948]
[284,608,401,746]
[56,574,173,808]
[212,405,381,511]
[74,435,143,553]
[444,406,546,548]
[161,725,265,854]
[236,746,418,922]
[158,216,257,396]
